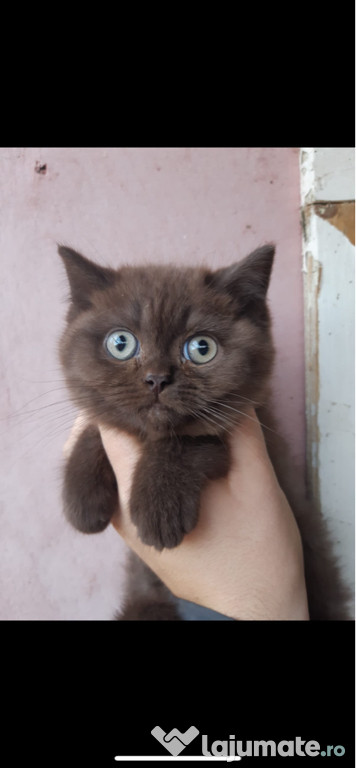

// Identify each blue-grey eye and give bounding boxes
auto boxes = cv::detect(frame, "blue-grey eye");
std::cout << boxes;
[105,330,139,360]
[183,335,217,364]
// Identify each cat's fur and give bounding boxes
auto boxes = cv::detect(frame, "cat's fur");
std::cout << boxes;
[58,245,350,620]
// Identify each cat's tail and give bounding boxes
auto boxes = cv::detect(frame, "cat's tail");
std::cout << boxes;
[298,500,353,621]
[116,552,182,621]
[116,600,182,621]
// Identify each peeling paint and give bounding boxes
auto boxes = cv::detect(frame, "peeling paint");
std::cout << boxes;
[315,202,355,245]
[300,149,355,596]
[303,189,315,205]
[303,252,322,503]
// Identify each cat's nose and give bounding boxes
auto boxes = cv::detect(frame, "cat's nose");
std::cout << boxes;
[145,373,172,395]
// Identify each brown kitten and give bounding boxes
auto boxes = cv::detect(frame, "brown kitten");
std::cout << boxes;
[58,245,350,620]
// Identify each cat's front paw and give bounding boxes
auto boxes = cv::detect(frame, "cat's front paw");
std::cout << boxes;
[129,472,200,550]
[63,479,116,534]
[63,425,118,534]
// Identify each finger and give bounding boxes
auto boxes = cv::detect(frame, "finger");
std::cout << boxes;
[63,412,90,459]
[228,407,268,465]
[98,425,141,504]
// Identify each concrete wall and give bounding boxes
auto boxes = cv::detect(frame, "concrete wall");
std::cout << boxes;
[0,147,306,619]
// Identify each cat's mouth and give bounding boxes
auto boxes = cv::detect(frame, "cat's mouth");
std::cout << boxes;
[143,400,182,431]
[147,401,172,418]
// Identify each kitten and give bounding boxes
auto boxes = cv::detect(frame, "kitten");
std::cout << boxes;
[58,245,350,620]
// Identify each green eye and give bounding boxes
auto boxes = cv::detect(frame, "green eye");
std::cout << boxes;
[183,335,218,364]
[105,330,139,360]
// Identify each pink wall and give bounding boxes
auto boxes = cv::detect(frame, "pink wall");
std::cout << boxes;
[0,147,304,619]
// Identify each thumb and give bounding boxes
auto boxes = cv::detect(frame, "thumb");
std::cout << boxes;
[98,425,141,506]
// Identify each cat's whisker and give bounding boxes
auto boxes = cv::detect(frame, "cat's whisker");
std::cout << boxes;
[17,421,81,461]
[211,400,280,436]
[187,406,234,436]
[201,408,237,436]
[2,406,79,450]
[4,389,143,425]
[224,392,261,406]
[0,390,75,422]
[8,410,79,444]
[201,405,236,427]
[205,403,243,423]
[184,405,219,431]
[9,401,78,419]
[0,407,77,441]
[19,378,68,386]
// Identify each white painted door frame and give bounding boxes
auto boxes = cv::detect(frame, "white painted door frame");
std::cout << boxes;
[300,148,355,603]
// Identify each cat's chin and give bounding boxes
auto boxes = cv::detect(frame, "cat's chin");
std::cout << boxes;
[145,403,176,432]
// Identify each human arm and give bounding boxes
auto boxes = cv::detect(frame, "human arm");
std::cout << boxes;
[96,409,309,621]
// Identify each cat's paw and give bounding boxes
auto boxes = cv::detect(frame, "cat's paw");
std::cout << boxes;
[129,477,200,550]
[128,436,228,551]
[63,483,116,534]
[63,425,118,534]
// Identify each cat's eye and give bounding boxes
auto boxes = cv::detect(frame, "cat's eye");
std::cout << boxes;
[183,335,218,365]
[105,330,139,360]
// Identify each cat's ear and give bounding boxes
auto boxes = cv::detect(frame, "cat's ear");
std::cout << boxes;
[207,245,275,309]
[58,246,115,311]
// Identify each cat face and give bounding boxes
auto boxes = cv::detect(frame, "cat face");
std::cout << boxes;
[59,246,275,438]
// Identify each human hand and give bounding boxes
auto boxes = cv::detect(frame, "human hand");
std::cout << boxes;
[92,409,309,621]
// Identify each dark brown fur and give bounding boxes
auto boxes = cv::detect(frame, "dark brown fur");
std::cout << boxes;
[58,245,350,620]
